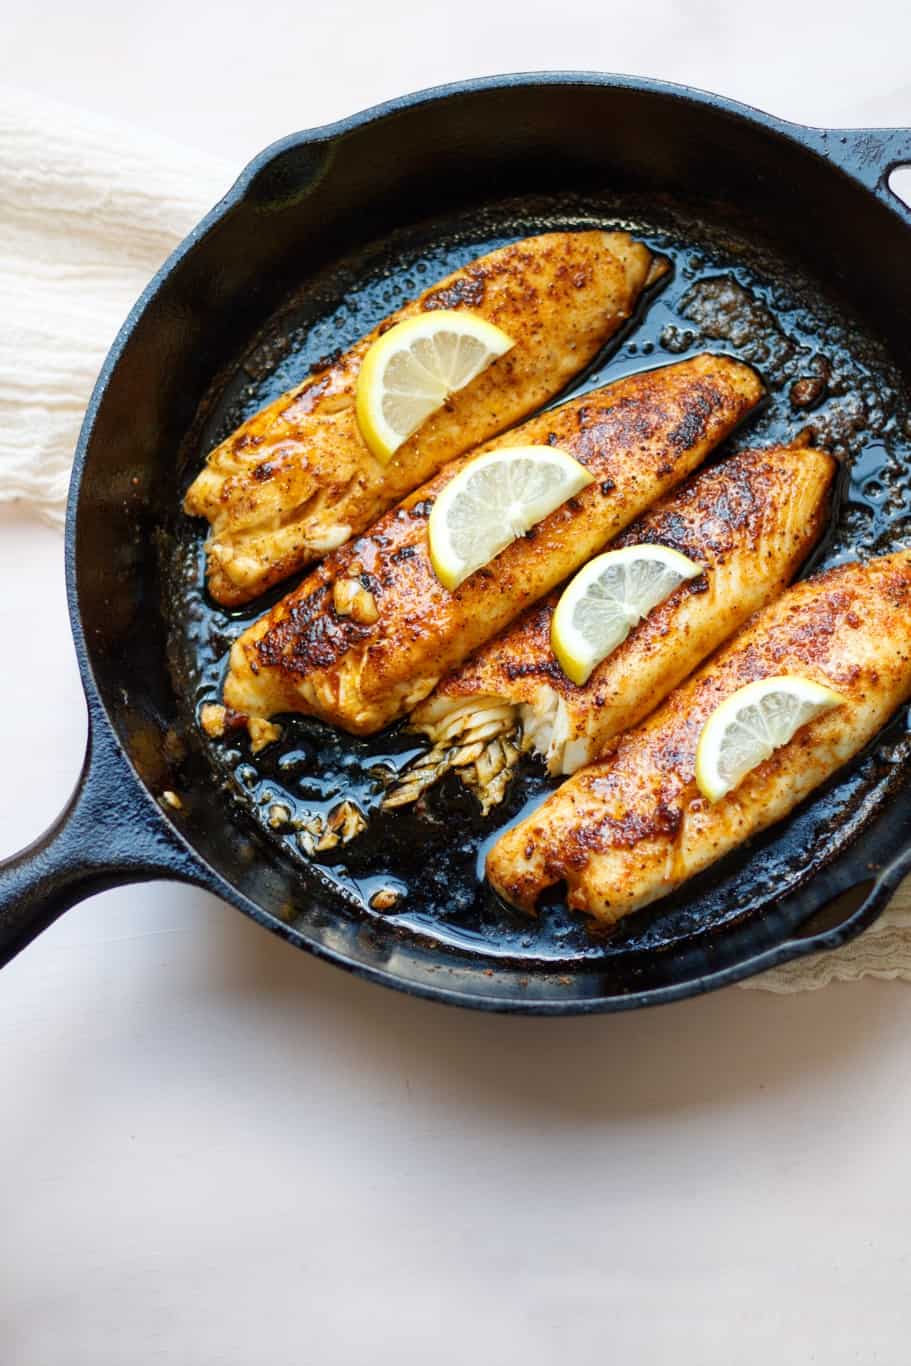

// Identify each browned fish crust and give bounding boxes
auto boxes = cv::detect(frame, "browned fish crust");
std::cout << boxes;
[437,445,835,702]
[184,230,663,606]
[223,354,764,734]
[486,550,911,925]
[410,444,834,779]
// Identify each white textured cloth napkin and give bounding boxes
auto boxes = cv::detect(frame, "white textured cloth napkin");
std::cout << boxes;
[3,86,909,991]
[0,88,230,523]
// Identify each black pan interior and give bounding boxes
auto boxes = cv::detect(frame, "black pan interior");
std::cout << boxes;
[73,82,911,1006]
[166,191,911,958]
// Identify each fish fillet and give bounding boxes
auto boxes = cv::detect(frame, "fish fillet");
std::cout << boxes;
[390,445,834,810]
[222,355,764,734]
[184,231,665,606]
[487,550,911,927]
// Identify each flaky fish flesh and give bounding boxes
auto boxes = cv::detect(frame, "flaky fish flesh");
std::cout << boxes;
[388,445,834,812]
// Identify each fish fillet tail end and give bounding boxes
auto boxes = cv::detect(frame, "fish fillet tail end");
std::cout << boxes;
[486,820,568,916]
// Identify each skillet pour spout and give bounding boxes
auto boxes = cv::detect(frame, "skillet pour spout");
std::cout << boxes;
[2,74,911,1012]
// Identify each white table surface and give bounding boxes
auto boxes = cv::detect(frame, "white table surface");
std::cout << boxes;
[3,4,911,1361]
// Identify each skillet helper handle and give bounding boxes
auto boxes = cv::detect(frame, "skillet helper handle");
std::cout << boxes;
[0,713,195,967]
[822,126,911,196]
[727,830,911,986]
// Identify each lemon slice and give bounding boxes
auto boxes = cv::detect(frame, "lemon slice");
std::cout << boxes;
[551,544,702,686]
[355,310,514,463]
[695,675,845,803]
[428,446,592,591]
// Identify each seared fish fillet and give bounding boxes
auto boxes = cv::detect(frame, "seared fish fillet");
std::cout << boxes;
[487,550,911,927]
[223,355,764,734]
[390,445,834,811]
[185,231,664,606]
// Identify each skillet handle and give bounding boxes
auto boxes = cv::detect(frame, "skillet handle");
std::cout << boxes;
[0,710,200,967]
[818,126,911,197]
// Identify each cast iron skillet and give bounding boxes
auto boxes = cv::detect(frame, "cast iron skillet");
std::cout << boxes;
[2,73,911,1012]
